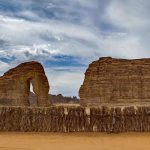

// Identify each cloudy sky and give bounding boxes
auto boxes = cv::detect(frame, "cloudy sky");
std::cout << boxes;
[0,0,150,96]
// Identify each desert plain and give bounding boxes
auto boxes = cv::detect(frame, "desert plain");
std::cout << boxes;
[0,132,150,150]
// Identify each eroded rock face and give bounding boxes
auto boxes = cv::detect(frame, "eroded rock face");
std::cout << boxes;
[0,61,49,106]
[79,57,150,106]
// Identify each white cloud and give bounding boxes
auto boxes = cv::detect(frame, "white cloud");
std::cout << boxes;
[106,0,150,30]
[0,61,11,75]
[1,0,150,96]
[45,68,85,97]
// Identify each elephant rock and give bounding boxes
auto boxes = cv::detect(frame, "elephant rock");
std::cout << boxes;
[0,61,49,106]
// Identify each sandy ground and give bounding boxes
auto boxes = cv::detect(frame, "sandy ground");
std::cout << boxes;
[0,132,150,150]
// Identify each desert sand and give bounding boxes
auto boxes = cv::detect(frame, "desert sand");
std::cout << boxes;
[0,132,150,150]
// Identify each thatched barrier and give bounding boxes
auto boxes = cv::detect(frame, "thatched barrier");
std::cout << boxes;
[0,106,150,133]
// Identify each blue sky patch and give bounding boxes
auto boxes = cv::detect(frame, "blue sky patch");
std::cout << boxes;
[45,55,86,67]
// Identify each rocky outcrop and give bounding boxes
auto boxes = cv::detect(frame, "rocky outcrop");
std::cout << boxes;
[49,94,79,104]
[29,92,79,106]
[0,61,49,106]
[79,57,150,106]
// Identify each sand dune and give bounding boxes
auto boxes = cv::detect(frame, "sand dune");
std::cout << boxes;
[0,132,150,150]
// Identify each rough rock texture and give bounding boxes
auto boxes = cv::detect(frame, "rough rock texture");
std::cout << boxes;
[0,106,150,133]
[79,57,150,106]
[0,61,49,106]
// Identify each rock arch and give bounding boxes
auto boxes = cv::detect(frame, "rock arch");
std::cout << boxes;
[0,61,49,106]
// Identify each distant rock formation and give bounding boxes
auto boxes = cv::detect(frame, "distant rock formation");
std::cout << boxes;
[29,92,79,106]
[50,94,79,104]
[0,61,49,106]
[79,57,150,106]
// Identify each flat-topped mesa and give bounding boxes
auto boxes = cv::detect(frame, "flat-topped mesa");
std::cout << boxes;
[0,61,50,107]
[79,57,150,106]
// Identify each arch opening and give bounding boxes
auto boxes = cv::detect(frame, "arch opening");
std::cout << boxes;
[28,78,38,107]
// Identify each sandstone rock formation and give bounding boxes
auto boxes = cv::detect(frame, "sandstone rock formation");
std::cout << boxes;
[0,61,49,106]
[79,57,150,106]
